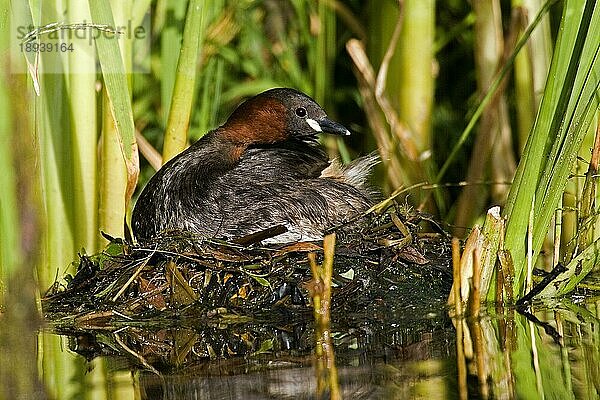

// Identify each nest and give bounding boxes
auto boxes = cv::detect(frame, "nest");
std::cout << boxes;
[42,204,454,369]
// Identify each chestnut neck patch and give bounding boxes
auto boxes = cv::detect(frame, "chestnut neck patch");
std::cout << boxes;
[221,97,288,145]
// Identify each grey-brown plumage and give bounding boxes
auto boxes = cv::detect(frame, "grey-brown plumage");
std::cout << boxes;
[132,88,377,243]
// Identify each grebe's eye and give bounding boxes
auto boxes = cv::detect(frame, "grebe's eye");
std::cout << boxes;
[295,107,307,118]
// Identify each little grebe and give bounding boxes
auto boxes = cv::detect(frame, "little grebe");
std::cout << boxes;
[132,88,377,243]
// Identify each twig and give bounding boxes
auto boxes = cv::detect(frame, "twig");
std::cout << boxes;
[516,263,567,306]
[114,331,161,375]
[136,130,162,171]
[449,238,463,314]
[468,247,481,317]
[111,255,153,302]
[375,0,404,98]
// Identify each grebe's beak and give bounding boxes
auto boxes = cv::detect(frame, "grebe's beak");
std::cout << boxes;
[306,117,351,136]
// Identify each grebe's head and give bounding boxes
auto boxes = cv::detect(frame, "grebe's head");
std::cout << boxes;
[222,88,350,145]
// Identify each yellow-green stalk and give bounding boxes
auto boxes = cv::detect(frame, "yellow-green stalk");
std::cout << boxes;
[91,0,138,243]
[396,0,434,153]
[162,0,206,162]
[159,0,187,126]
[0,57,20,286]
[99,90,128,240]
[34,3,76,288]
[68,0,98,252]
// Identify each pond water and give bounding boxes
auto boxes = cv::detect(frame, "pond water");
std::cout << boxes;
[4,293,600,399]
